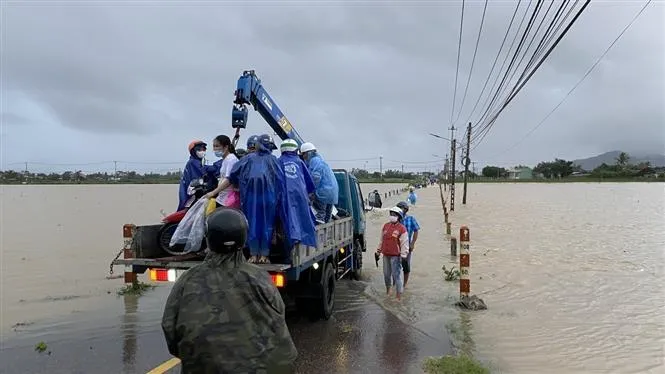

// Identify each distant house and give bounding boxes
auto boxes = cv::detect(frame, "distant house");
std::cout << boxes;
[507,167,533,180]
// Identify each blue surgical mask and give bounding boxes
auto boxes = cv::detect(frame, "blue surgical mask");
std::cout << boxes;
[214,150,224,158]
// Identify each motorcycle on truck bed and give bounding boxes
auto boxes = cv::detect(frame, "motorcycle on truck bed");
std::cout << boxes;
[110,70,367,320]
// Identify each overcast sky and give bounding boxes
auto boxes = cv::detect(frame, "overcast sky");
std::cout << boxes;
[2,0,664,174]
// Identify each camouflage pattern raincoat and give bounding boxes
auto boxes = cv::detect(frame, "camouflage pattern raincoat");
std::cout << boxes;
[161,250,297,373]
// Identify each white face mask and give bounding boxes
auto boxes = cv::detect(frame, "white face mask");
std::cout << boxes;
[389,216,398,223]
[196,151,206,159]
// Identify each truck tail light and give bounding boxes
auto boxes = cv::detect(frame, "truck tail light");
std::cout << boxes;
[271,273,285,288]
[149,268,177,282]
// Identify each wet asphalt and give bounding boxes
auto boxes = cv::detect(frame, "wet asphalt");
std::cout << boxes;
[0,280,453,374]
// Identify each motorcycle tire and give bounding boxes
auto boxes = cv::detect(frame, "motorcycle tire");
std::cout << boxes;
[158,222,208,256]
[158,223,185,256]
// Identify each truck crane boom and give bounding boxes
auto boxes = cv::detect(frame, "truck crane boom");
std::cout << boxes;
[231,70,305,147]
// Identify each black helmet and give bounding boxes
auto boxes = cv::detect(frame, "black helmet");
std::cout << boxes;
[205,208,248,253]
[258,134,278,151]
[236,148,248,158]
[396,201,409,212]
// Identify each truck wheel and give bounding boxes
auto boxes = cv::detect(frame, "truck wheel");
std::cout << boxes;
[318,262,336,320]
[351,239,363,281]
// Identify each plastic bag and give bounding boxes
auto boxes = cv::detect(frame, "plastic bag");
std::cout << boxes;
[205,198,217,217]
[223,190,241,209]
[169,198,209,253]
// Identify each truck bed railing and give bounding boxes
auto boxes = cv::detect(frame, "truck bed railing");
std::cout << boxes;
[291,217,353,268]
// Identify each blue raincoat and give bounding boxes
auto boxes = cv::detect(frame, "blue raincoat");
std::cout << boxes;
[228,147,284,256]
[178,153,206,211]
[202,159,224,190]
[278,151,317,249]
[306,154,339,205]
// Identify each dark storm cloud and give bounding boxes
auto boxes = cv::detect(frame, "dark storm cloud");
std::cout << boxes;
[2,1,663,168]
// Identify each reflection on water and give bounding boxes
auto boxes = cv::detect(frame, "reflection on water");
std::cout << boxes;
[122,294,139,373]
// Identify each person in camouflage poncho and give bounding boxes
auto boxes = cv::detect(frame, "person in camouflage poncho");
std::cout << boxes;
[162,208,297,373]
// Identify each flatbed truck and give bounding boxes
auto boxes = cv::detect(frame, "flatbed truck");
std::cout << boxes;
[111,70,367,320]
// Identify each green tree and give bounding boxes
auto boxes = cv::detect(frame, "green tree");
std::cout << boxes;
[533,159,573,179]
[481,166,507,178]
[615,152,630,169]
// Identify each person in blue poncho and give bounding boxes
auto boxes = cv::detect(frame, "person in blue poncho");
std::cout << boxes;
[277,139,317,251]
[228,134,284,264]
[408,186,417,205]
[299,142,338,223]
[177,140,208,211]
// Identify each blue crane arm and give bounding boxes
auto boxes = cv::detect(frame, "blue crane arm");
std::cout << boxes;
[231,70,305,146]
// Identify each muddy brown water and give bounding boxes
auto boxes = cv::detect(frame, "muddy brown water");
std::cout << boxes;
[1,183,664,373]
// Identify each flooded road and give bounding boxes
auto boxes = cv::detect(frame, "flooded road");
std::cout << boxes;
[0,183,404,335]
[0,281,452,374]
[2,182,664,373]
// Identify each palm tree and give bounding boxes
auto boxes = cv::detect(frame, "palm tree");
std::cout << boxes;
[615,152,630,169]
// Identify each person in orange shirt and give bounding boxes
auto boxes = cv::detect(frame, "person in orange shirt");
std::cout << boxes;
[376,207,410,301]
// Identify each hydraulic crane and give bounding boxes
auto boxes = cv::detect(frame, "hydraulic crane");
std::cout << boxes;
[231,70,305,147]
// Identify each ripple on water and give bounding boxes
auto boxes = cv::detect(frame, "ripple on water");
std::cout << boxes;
[363,183,665,373]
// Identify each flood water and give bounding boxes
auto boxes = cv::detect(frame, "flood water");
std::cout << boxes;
[1,182,664,373]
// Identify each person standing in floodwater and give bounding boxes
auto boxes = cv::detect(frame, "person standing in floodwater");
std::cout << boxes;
[397,201,420,288]
[376,207,409,301]
[407,186,417,205]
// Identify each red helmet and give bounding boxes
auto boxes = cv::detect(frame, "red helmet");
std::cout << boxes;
[188,140,207,152]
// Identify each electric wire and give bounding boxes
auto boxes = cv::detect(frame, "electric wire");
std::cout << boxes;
[470,0,592,151]
[450,0,466,125]
[470,0,539,131]
[498,0,654,155]
[470,0,570,146]
[462,0,523,127]
[453,0,489,126]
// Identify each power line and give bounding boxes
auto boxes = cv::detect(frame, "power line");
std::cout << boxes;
[471,0,592,151]
[499,0,560,103]
[470,0,537,131]
[450,0,466,125]
[453,0,489,125]
[519,0,578,82]
[480,0,550,127]
[462,0,523,126]
[499,0,654,155]
[482,0,591,130]
[470,0,569,146]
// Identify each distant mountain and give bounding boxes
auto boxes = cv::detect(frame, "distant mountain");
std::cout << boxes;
[573,151,665,171]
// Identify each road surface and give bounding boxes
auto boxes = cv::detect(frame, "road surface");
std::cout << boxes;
[1,281,452,374]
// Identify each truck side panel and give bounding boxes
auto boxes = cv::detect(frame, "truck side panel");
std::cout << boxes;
[288,217,353,280]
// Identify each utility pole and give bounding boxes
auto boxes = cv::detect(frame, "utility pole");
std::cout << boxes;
[401,164,404,175]
[113,161,118,180]
[379,156,383,180]
[471,161,476,178]
[443,154,449,191]
[462,122,472,205]
[450,139,456,211]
